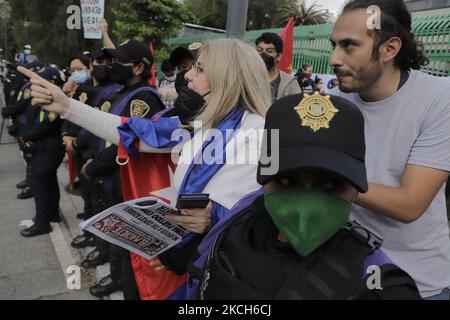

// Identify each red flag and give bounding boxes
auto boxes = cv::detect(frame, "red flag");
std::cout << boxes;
[147,42,157,86]
[279,17,295,74]
[118,118,187,300]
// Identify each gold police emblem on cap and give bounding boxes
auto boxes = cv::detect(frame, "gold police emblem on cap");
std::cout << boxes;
[130,100,150,118]
[101,101,112,113]
[79,92,88,104]
[294,92,339,132]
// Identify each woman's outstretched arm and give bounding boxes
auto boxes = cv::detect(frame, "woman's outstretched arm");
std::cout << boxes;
[18,66,172,154]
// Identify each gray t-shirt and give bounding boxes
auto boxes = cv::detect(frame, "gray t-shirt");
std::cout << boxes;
[331,70,450,298]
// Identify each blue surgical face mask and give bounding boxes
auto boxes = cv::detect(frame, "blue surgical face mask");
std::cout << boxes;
[71,70,90,84]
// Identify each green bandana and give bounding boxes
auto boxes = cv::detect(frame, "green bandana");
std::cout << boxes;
[264,189,352,257]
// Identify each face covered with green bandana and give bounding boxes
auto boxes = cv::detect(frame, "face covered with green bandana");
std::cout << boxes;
[264,169,358,257]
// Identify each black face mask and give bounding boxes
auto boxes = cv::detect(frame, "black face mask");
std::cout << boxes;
[174,87,209,124]
[92,65,112,84]
[110,63,134,85]
[260,52,276,71]
[175,70,189,94]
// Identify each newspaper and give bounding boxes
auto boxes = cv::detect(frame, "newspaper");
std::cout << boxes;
[80,197,190,260]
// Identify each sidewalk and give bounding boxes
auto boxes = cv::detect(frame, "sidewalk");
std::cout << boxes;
[57,155,124,300]
[0,125,96,300]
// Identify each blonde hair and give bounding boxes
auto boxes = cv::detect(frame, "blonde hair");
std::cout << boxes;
[194,39,271,128]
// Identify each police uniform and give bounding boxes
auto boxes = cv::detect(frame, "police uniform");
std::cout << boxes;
[62,80,99,218]
[2,80,33,196]
[188,94,422,300]
[81,40,165,300]
[20,68,66,238]
[70,66,123,250]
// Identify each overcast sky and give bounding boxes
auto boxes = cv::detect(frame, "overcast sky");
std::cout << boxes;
[308,0,348,14]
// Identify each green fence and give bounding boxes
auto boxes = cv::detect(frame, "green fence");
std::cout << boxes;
[166,12,450,76]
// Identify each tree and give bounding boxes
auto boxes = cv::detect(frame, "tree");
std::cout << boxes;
[183,0,227,30]
[276,0,332,26]
[2,0,190,67]
[184,0,297,30]
[0,0,13,59]
[5,0,102,67]
[112,0,194,61]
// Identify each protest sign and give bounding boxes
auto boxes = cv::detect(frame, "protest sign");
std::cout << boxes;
[80,0,105,39]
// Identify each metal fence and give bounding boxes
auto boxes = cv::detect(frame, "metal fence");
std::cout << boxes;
[166,12,450,76]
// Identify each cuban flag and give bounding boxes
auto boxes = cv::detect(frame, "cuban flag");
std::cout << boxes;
[117,117,187,300]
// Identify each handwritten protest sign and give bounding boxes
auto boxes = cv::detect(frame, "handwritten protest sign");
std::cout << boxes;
[80,0,105,39]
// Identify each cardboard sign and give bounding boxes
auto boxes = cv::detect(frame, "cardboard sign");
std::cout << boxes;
[80,0,105,39]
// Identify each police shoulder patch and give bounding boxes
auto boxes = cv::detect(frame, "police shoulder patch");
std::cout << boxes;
[130,100,150,118]
[79,92,88,104]
[23,88,32,100]
[48,112,58,122]
[101,101,112,113]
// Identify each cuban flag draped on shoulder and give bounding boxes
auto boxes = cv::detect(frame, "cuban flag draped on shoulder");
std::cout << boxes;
[117,107,248,300]
[117,108,187,300]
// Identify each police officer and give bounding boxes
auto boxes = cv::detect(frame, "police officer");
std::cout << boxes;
[79,40,165,299]
[70,49,122,250]
[2,60,46,199]
[61,54,96,213]
[20,67,65,237]
[188,93,422,300]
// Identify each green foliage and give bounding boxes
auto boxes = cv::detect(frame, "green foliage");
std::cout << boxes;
[112,0,195,62]
[1,0,190,67]
[3,0,102,67]
[277,0,332,26]
[183,0,331,30]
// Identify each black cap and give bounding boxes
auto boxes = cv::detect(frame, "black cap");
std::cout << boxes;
[24,59,45,70]
[257,93,368,193]
[104,39,154,67]
[90,48,108,61]
[169,47,195,68]
[39,67,63,85]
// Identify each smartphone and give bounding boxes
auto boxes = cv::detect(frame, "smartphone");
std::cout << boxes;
[176,193,210,209]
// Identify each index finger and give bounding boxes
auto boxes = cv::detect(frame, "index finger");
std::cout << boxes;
[17,66,44,81]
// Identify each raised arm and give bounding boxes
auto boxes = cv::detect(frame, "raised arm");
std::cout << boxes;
[100,19,116,49]
[17,66,171,154]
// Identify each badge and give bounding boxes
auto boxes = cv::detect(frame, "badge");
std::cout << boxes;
[188,42,203,51]
[294,92,339,132]
[130,100,150,118]
[48,112,57,122]
[23,89,32,100]
[101,101,112,113]
[79,92,88,104]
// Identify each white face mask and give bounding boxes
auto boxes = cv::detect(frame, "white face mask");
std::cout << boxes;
[24,50,31,55]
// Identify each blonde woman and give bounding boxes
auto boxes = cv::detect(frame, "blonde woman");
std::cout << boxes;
[20,39,271,298]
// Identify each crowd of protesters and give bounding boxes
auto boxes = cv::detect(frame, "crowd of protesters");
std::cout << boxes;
[1,0,450,301]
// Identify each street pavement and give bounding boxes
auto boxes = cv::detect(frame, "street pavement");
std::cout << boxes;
[0,120,100,300]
